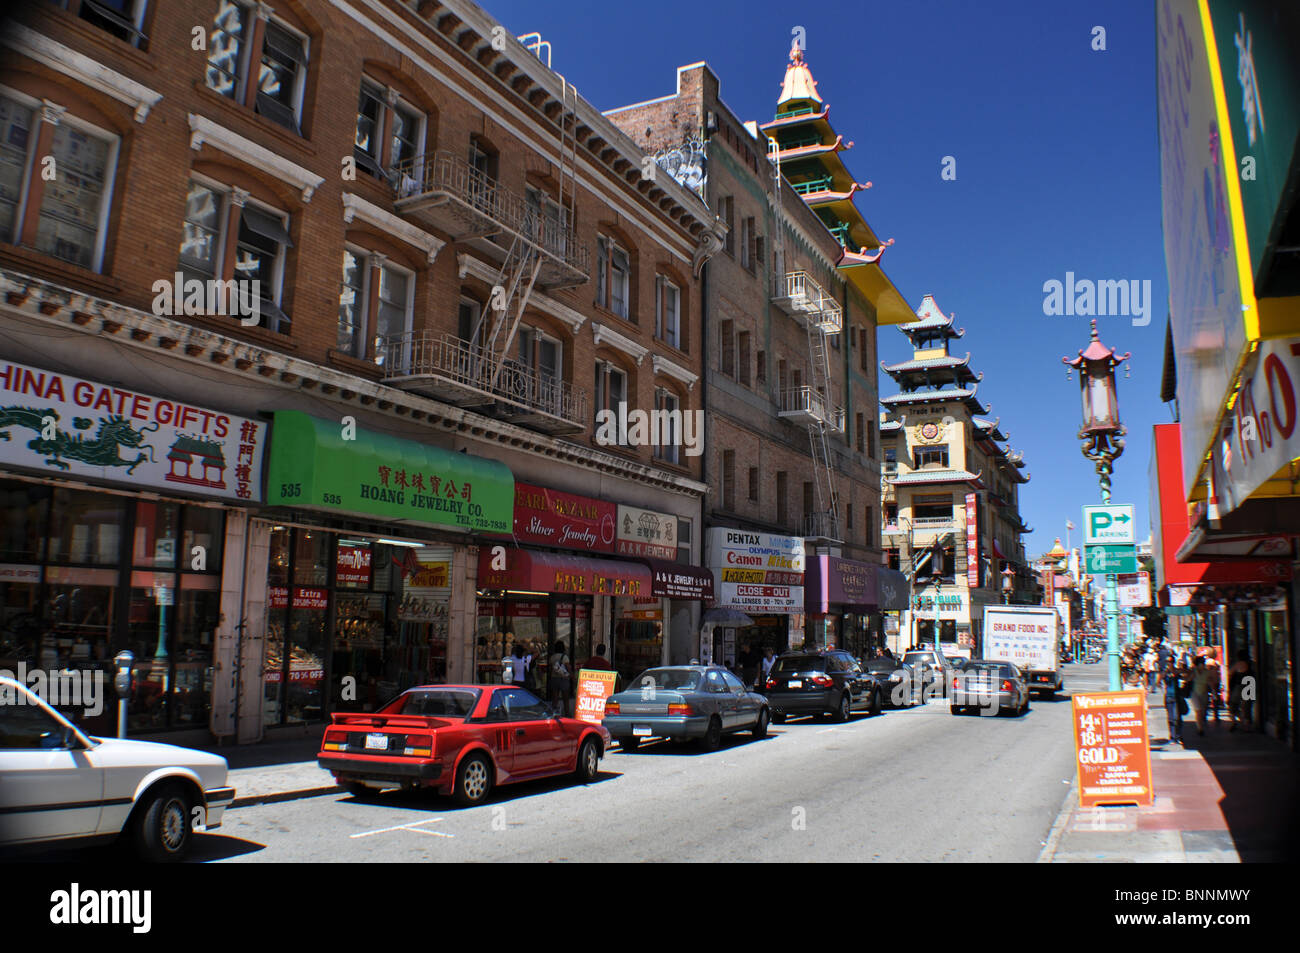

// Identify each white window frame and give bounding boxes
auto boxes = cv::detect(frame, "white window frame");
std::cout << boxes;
[355,77,427,182]
[654,385,680,465]
[596,360,628,416]
[598,234,631,319]
[337,242,370,358]
[371,257,415,367]
[186,171,290,309]
[256,17,309,132]
[655,275,680,349]
[0,85,119,274]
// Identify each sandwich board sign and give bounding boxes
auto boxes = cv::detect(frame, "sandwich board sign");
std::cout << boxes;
[1082,505,1135,545]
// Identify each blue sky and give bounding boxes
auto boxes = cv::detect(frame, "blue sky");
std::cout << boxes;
[484,0,1171,558]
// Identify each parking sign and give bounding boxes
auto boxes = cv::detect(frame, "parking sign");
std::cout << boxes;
[1082,505,1135,545]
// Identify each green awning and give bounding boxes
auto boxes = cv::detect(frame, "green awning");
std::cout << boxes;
[266,410,512,533]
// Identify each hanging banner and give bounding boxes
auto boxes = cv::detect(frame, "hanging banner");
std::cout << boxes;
[0,359,266,501]
[965,493,980,588]
[1071,690,1155,807]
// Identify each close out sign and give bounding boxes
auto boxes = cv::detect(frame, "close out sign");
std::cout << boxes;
[1071,691,1154,807]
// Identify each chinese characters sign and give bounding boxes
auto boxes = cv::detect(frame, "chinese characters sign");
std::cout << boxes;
[0,360,266,501]
[616,504,678,560]
[265,410,512,533]
[1071,691,1154,807]
[965,493,980,588]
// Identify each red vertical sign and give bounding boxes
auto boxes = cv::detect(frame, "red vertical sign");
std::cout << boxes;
[965,492,980,588]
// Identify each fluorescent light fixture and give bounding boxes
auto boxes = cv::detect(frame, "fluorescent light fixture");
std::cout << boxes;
[377,537,422,548]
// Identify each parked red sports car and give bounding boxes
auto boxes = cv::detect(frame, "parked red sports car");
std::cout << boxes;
[317,685,610,806]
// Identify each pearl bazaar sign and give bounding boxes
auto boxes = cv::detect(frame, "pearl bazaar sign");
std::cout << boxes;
[0,360,266,501]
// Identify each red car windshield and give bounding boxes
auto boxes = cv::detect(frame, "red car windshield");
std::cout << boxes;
[382,688,480,717]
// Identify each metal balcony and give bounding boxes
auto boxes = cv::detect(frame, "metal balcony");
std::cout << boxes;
[389,151,590,289]
[778,386,844,431]
[380,331,588,435]
[802,511,842,542]
[770,271,842,333]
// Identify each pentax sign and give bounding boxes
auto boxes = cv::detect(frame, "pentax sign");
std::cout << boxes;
[1071,690,1154,807]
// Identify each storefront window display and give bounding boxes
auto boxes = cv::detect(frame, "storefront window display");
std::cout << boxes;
[612,597,662,686]
[475,596,594,698]
[0,481,224,734]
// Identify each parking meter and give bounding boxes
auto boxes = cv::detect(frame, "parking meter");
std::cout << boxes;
[113,651,134,738]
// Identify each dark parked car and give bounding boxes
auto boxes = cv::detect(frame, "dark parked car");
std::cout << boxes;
[603,666,769,751]
[950,661,1030,717]
[863,657,918,707]
[764,651,882,723]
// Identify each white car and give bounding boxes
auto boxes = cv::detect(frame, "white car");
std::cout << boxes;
[0,676,235,861]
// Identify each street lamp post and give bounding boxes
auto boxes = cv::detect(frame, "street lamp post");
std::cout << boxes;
[1064,319,1131,692]
[1001,564,1015,605]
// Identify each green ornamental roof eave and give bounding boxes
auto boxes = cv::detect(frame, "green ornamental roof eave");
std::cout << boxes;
[266,410,514,534]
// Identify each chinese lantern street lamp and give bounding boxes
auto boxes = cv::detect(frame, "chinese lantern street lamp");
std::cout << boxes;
[1063,319,1131,690]
[1001,564,1015,605]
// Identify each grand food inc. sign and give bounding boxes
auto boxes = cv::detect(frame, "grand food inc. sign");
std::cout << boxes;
[0,360,266,501]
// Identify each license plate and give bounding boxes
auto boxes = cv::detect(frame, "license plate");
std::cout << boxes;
[788,680,802,688]
[632,726,652,737]
[365,733,388,750]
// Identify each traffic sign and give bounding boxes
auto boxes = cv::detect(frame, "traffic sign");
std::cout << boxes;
[1085,544,1138,574]
[1082,504,1135,545]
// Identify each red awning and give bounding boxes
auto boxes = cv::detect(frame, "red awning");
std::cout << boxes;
[636,558,714,600]
[477,548,652,599]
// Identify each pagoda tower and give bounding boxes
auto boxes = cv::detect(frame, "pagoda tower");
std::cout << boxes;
[759,43,911,325]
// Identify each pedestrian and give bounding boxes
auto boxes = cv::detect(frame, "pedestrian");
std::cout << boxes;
[1228,650,1253,732]
[760,646,777,688]
[511,642,530,689]
[549,640,572,717]
[1206,648,1223,723]
[1142,645,1158,692]
[1188,656,1212,736]
[740,642,759,690]
[1163,658,1185,746]
[580,643,613,671]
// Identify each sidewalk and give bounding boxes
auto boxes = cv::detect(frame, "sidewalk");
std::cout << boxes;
[199,730,340,808]
[1040,691,1299,862]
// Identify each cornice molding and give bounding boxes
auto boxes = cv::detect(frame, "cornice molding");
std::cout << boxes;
[591,321,648,365]
[4,24,163,123]
[342,192,445,264]
[188,113,325,202]
[651,353,698,390]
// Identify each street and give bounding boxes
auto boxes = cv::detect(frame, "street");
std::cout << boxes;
[178,665,1107,863]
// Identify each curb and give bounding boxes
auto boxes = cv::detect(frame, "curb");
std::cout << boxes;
[231,785,342,809]
[1036,776,1078,863]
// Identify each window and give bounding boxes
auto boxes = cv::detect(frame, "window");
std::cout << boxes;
[56,0,149,48]
[719,320,734,377]
[776,472,788,527]
[865,506,874,545]
[737,330,751,386]
[176,178,292,333]
[205,2,309,135]
[0,93,119,272]
[528,187,569,257]
[860,328,870,371]
[856,413,865,453]
[596,235,631,320]
[754,235,765,276]
[802,482,815,521]
[654,387,681,465]
[720,196,734,255]
[748,466,759,503]
[756,349,766,385]
[777,358,787,395]
[518,327,561,385]
[457,295,482,347]
[595,362,628,428]
[655,276,680,349]
[373,264,412,365]
[915,445,949,468]
[867,420,875,458]
[740,216,754,270]
[722,450,736,511]
[337,248,365,355]
[354,81,423,183]
[847,503,854,530]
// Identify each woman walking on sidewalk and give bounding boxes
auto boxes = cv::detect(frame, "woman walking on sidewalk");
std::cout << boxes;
[1228,650,1254,732]
[1188,656,1212,735]
[1163,659,1186,746]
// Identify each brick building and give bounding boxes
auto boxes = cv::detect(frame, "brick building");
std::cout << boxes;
[0,0,724,742]
[606,46,909,663]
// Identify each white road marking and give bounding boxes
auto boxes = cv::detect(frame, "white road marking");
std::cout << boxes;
[350,818,445,839]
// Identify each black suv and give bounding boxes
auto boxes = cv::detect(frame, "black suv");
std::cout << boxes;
[763,650,882,723]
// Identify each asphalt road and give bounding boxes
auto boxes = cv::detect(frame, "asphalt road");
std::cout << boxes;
[176,662,1107,863]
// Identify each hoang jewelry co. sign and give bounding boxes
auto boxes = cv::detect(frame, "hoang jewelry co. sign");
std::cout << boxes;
[0,359,266,501]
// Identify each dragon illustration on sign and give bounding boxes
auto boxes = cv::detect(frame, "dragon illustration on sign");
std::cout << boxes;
[0,407,159,473]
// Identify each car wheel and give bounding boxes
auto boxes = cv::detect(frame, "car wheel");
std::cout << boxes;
[1021,697,1031,716]
[869,689,882,717]
[574,737,601,782]
[752,707,770,738]
[700,716,723,751]
[453,752,493,806]
[950,705,963,716]
[343,781,380,800]
[772,712,787,724]
[618,736,641,752]
[835,692,852,722]
[132,785,193,863]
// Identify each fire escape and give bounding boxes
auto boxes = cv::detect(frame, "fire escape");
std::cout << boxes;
[767,137,843,544]
[381,76,590,434]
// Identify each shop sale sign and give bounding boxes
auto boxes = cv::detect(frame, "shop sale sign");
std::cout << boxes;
[575,669,618,725]
[1071,691,1154,807]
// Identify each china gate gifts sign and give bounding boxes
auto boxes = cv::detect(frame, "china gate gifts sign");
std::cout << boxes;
[0,360,266,500]
[1071,691,1154,807]
[575,669,618,725]
[509,482,617,553]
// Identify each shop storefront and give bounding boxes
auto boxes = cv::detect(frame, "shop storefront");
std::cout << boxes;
[704,528,805,662]
[876,568,910,655]
[805,555,882,659]
[259,410,512,725]
[0,359,266,735]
